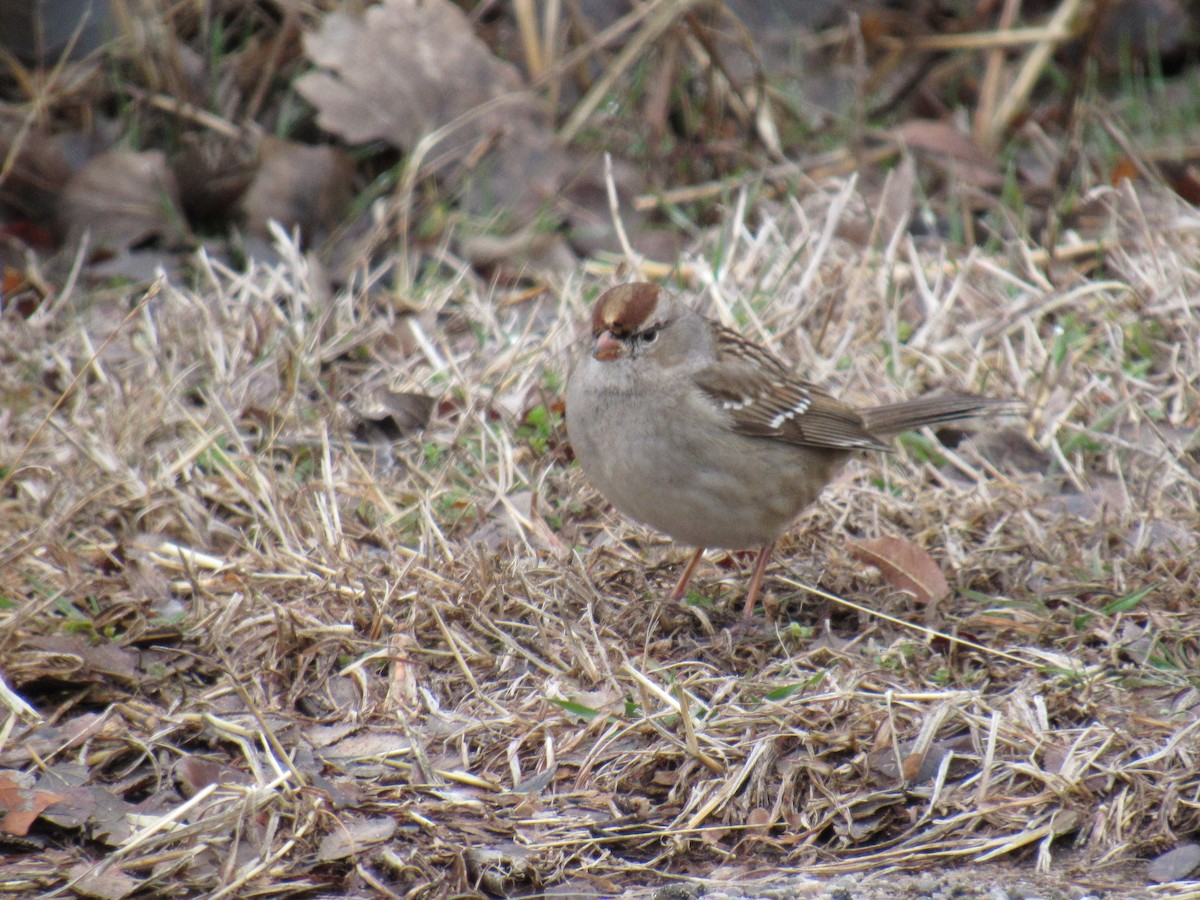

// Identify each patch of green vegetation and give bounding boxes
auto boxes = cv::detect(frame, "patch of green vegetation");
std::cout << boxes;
[959,588,994,604]
[386,507,423,544]
[1084,48,1200,176]
[62,618,97,635]
[1102,584,1156,615]
[1060,397,1129,456]
[762,671,823,702]
[195,435,234,475]
[452,430,491,479]
[422,441,444,468]
[1058,428,1104,457]
[435,488,473,527]
[654,194,706,241]
[58,596,118,640]
[516,403,562,455]
[355,499,379,527]
[896,432,947,466]
[290,444,319,480]
[783,622,816,642]
[1036,664,1094,686]
[877,319,916,379]
[1142,638,1187,673]
[542,369,563,394]
[870,475,905,497]
[997,155,1026,238]
[143,660,169,679]
[1050,314,1091,367]
[878,641,920,669]
[547,696,603,721]
[1122,319,1165,377]
[55,593,96,619]
[151,608,187,628]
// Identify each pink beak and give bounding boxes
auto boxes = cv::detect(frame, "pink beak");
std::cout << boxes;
[592,330,626,361]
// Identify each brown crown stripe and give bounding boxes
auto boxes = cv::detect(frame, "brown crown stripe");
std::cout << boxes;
[593,283,661,336]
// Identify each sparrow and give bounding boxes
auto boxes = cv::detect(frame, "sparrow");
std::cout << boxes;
[565,282,1010,623]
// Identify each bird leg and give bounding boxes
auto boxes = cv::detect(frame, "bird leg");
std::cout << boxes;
[668,547,706,602]
[741,541,776,623]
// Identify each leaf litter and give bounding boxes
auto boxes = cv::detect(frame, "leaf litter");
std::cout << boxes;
[0,173,1197,896]
[296,0,569,223]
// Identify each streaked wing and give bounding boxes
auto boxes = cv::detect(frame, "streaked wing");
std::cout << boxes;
[696,321,889,451]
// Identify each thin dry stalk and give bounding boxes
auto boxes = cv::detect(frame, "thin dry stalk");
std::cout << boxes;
[1,178,1198,896]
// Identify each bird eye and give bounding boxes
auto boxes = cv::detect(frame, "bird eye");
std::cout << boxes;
[641,326,660,344]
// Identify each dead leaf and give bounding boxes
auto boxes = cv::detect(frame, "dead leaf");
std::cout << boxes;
[745,807,773,837]
[1043,477,1130,520]
[298,0,526,151]
[1,715,104,769]
[66,862,140,900]
[0,772,63,836]
[84,248,184,285]
[310,774,365,811]
[37,783,98,828]
[31,764,91,829]
[1127,519,1198,555]
[59,712,112,747]
[58,150,188,253]
[457,221,575,274]
[967,426,1052,476]
[891,120,1002,190]
[317,729,412,763]
[348,386,436,443]
[1094,0,1189,74]
[0,0,115,65]
[304,721,360,749]
[172,135,257,227]
[295,0,566,219]
[873,153,917,246]
[849,536,950,606]
[0,124,72,227]
[1148,842,1200,883]
[464,842,540,895]
[317,816,397,861]
[175,756,251,798]
[25,635,139,682]
[32,763,135,846]
[891,740,963,784]
[1151,159,1200,205]
[240,137,355,243]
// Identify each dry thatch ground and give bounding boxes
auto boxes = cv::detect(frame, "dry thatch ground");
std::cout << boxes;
[1,180,1198,898]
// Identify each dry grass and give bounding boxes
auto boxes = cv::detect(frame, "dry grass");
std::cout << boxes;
[1,181,1199,897]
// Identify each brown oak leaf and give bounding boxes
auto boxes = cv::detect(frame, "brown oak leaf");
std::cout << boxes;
[848,536,950,606]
